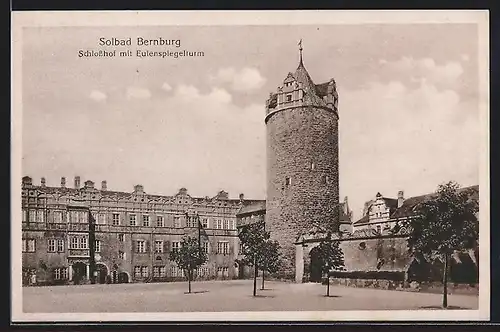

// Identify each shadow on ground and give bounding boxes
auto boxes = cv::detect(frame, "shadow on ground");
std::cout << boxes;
[183,290,209,294]
[252,294,276,298]
[322,295,341,298]
[419,305,469,310]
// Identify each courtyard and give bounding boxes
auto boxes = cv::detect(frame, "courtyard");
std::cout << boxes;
[22,279,479,313]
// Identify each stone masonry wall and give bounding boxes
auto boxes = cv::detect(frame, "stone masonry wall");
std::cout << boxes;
[266,106,339,278]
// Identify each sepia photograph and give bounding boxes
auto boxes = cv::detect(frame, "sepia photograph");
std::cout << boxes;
[11,10,490,322]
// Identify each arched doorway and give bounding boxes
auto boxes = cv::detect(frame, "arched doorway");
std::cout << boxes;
[309,247,323,283]
[72,262,87,285]
[118,272,129,283]
[96,263,108,284]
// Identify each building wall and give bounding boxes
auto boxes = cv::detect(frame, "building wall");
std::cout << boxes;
[21,180,243,286]
[266,106,339,278]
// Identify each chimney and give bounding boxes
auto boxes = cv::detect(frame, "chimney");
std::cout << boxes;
[22,176,32,187]
[134,184,144,193]
[239,193,244,201]
[74,176,81,189]
[41,177,46,187]
[84,180,95,189]
[343,196,349,214]
[397,190,405,208]
[101,180,107,191]
[61,177,66,188]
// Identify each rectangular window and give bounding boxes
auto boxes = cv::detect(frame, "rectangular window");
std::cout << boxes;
[153,266,166,278]
[142,215,150,227]
[171,241,180,253]
[118,233,124,242]
[48,239,56,253]
[53,211,63,223]
[94,213,106,225]
[70,237,79,249]
[22,239,26,252]
[129,214,137,226]
[239,242,245,255]
[215,219,223,229]
[29,210,36,223]
[134,266,141,278]
[112,213,120,226]
[173,216,181,228]
[223,267,229,277]
[95,240,101,253]
[22,210,27,222]
[202,242,209,254]
[223,219,229,229]
[197,266,209,277]
[36,210,45,223]
[119,251,125,260]
[217,241,229,255]
[141,266,149,277]
[202,218,208,229]
[286,94,292,102]
[229,220,235,230]
[27,239,36,252]
[154,240,163,253]
[54,268,61,280]
[156,216,164,227]
[171,265,184,277]
[61,267,68,279]
[137,240,146,253]
[79,237,88,249]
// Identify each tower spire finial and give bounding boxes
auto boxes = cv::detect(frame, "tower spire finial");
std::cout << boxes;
[298,39,303,65]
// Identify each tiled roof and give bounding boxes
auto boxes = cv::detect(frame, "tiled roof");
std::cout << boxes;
[354,185,479,223]
[390,185,479,219]
[236,200,266,216]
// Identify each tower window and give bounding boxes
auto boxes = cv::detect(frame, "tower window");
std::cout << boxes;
[285,177,291,186]
[286,94,292,102]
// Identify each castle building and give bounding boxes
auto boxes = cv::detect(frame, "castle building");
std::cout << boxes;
[265,43,340,278]
[21,175,262,286]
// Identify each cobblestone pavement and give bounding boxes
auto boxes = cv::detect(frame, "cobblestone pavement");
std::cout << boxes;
[22,279,479,313]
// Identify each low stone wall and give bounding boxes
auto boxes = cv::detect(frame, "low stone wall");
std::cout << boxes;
[328,277,478,295]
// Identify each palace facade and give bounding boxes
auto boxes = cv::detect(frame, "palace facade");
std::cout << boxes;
[21,175,264,286]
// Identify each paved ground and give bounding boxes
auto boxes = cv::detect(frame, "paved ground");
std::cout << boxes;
[22,280,479,313]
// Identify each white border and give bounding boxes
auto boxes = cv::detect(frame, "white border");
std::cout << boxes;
[11,10,490,322]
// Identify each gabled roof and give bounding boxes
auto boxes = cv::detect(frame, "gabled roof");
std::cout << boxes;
[354,185,479,223]
[390,185,479,219]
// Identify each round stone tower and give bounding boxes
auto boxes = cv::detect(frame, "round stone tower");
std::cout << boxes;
[265,45,340,278]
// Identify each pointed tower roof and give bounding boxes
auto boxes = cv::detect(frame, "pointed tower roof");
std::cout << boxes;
[293,40,317,92]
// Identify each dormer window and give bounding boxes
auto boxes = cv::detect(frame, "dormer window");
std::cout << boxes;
[286,94,292,102]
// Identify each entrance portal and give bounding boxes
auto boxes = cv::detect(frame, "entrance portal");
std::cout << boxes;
[72,262,87,285]
[118,272,129,283]
[96,263,108,284]
[309,247,323,283]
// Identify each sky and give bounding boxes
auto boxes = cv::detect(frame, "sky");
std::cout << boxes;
[21,24,482,219]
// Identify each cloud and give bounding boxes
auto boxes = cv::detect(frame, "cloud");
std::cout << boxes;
[379,56,464,88]
[213,67,266,91]
[126,87,152,100]
[89,90,107,102]
[339,79,479,218]
[161,82,172,91]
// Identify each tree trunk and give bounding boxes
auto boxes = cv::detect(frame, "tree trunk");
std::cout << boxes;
[253,255,258,296]
[261,270,265,290]
[188,269,192,294]
[442,253,448,309]
[327,276,330,297]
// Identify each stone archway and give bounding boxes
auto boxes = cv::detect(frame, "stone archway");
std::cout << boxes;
[309,247,323,283]
[96,263,108,284]
[118,271,129,283]
[72,262,87,285]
